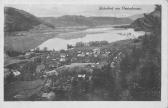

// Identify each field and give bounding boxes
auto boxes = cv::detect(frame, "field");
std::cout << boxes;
[4,26,88,53]
[4,79,45,101]
[5,32,55,52]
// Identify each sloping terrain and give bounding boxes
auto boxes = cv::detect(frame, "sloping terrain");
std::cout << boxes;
[116,5,161,100]
[4,7,54,32]
[130,5,161,32]
[4,7,42,32]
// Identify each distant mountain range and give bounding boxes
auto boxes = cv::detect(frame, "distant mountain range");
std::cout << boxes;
[129,14,144,20]
[40,15,133,27]
[5,7,145,32]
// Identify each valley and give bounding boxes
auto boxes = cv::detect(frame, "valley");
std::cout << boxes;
[4,5,161,101]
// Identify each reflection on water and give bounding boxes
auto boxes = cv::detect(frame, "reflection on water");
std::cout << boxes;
[38,27,145,51]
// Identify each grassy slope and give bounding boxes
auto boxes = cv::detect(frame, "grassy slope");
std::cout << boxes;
[4,7,56,55]
[5,33,54,52]
[4,79,45,101]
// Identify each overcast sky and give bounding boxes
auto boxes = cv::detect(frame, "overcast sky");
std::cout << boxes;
[5,4,155,17]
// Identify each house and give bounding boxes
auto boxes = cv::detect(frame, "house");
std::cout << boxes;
[41,91,55,100]
[36,64,45,73]
[102,53,108,57]
[101,61,108,65]
[93,48,100,55]
[45,70,59,76]
[110,62,115,68]
[48,63,59,68]
[118,52,122,56]
[60,57,66,62]
[78,74,86,78]
[85,59,90,63]
[46,56,50,59]
[86,52,90,55]
[16,32,25,36]
[91,64,95,68]
[93,48,100,57]
[113,56,118,61]
[52,59,57,61]
[77,53,85,57]
[25,52,34,59]
[60,53,66,62]
[106,51,111,55]
[71,57,77,62]
[88,76,92,81]
[77,50,82,54]
[30,49,35,52]
[42,75,47,78]
[13,94,26,100]
[60,53,66,58]
[12,70,21,77]
[145,32,152,35]
[94,54,98,57]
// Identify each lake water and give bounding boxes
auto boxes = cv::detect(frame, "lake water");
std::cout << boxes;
[38,27,145,51]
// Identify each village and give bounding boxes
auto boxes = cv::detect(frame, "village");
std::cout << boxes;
[4,4,162,101]
[4,40,131,101]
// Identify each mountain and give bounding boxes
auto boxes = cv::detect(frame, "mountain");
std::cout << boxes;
[41,15,95,27]
[130,5,161,32]
[41,15,133,27]
[129,14,144,20]
[5,6,132,32]
[90,16,133,26]
[4,7,54,32]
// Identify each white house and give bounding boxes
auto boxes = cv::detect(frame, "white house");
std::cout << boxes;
[93,48,100,54]
[60,57,65,62]
[45,70,59,76]
[110,62,115,68]
[60,53,66,58]
[41,91,55,100]
[77,53,85,57]
[78,74,86,78]
[12,70,21,77]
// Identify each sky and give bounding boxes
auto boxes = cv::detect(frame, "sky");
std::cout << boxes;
[5,4,155,17]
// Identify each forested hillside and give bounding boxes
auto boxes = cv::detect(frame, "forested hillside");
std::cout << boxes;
[4,7,54,32]
[116,5,161,100]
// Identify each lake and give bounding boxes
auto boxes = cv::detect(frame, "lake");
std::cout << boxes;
[38,27,145,51]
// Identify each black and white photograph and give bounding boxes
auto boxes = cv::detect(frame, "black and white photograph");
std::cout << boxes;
[1,0,168,106]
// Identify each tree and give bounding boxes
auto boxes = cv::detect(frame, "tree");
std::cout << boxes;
[43,47,48,52]
[75,42,85,47]
[35,47,40,52]
[60,49,66,53]
[67,44,73,49]
[21,62,36,81]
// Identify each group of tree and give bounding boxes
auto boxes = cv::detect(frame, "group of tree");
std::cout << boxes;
[115,5,161,100]
[74,41,109,48]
